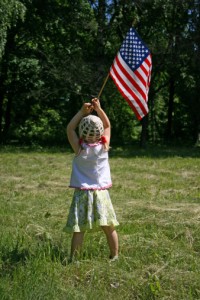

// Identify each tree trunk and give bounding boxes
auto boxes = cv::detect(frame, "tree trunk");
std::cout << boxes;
[97,0,106,56]
[0,96,3,143]
[166,78,175,141]
[0,28,17,143]
[3,97,12,141]
[0,66,7,144]
[140,114,148,148]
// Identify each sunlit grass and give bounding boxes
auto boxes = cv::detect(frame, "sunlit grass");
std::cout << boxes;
[0,146,200,299]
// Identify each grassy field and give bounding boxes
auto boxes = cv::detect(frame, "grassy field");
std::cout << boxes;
[0,145,200,300]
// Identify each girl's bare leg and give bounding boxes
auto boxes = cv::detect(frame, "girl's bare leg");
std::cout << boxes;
[70,232,85,260]
[101,226,119,258]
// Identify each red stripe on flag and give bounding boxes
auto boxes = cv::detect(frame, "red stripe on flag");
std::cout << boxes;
[145,55,152,67]
[110,71,142,120]
[140,63,149,77]
[113,56,148,115]
[115,55,147,101]
[133,69,146,89]
[111,62,148,118]
[112,62,147,115]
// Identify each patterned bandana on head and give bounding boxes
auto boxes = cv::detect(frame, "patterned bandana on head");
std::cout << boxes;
[79,115,104,143]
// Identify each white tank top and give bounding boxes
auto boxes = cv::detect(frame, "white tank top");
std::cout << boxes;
[69,142,112,190]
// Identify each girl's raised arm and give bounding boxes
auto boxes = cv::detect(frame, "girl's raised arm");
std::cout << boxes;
[92,98,111,147]
[67,103,93,154]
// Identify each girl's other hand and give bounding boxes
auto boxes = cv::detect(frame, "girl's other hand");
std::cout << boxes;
[91,98,101,111]
[80,103,93,116]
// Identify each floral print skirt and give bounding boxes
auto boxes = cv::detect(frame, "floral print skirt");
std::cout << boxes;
[64,189,119,233]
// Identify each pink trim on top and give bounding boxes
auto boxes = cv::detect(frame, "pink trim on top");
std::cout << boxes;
[69,184,112,190]
[79,136,107,147]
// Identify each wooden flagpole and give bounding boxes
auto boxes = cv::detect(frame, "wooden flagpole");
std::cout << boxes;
[97,72,110,99]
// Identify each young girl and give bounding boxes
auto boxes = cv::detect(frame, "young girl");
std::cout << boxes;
[64,98,119,262]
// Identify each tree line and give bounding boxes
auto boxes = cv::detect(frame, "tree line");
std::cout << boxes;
[0,0,199,147]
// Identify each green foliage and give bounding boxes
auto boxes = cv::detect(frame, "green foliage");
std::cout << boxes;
[16,108,65,145]
[0,0,26,59]
[0,0,200,145]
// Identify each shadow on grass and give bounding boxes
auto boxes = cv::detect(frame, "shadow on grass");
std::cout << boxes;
[109,144,200,159]
[0,145,68,154]
[0,144,199,158]
[0,241,29,277]
[0,237,68,278]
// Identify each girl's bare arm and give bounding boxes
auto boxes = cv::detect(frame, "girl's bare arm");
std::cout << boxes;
[91,98,111,147]
[67,103,93,154]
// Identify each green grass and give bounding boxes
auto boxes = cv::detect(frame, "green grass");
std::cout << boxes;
[0,146,200,299]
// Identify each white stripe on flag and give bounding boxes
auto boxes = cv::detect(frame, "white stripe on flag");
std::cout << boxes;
[110,66,147,118]
[113,56,148,109]
[117,52,148,103]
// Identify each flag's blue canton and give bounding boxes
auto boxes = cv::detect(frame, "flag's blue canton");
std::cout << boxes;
[120,28,150,71]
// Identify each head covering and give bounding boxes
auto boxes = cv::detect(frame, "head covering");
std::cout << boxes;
[79,115,104,142]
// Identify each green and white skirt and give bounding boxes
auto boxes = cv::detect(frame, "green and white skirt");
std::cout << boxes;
[64,189,119,233]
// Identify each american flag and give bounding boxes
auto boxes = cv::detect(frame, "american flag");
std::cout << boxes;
[110,27,152,120]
